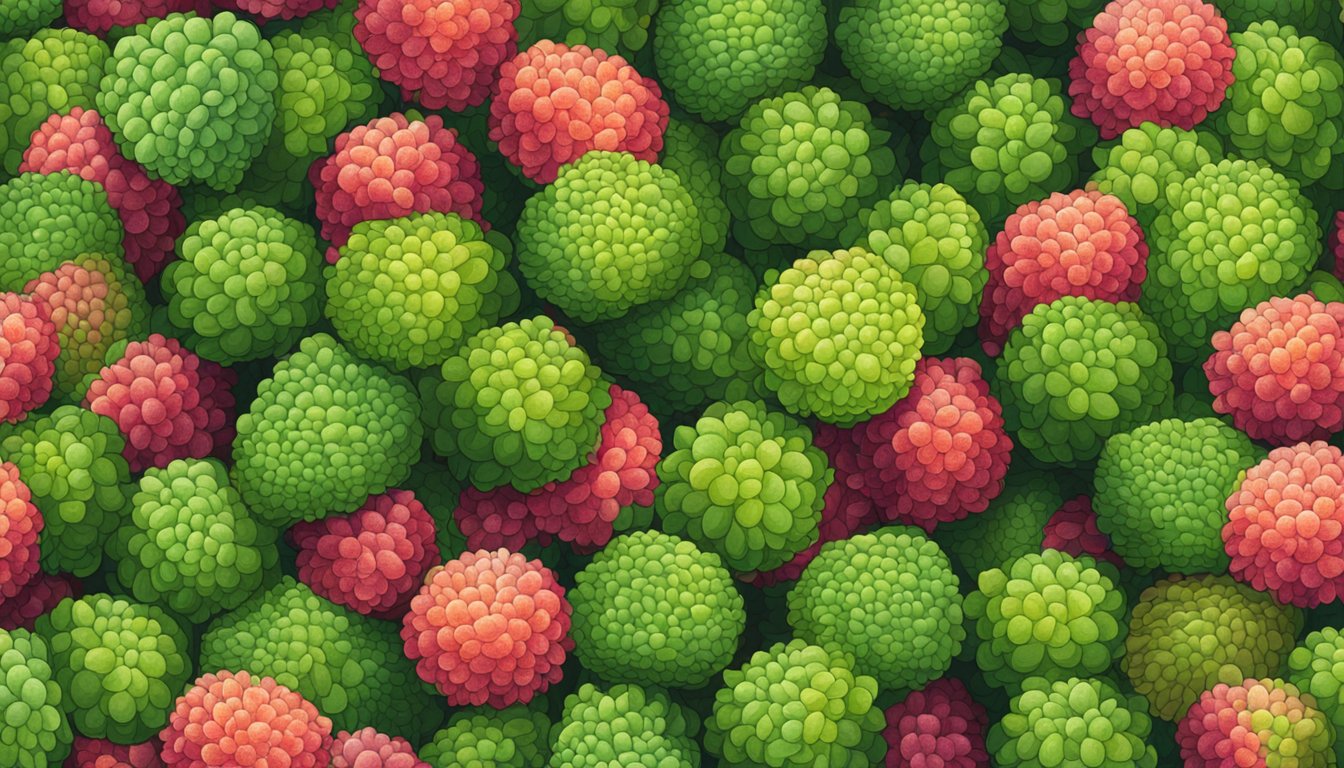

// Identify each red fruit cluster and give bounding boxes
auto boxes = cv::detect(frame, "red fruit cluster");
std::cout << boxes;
[1224,441,1344,608]
[750,424,877,587]
[0,572,75,631]
[0,292,58,423]
[1043,496,1125,568]
[882,678,989,768]
[330,728,428,768]
[401,549,572,708]
[0,463,41,606]
[312,112,486,263]
[160,671,333,768]
[455,385,661,552]
[856,357,1012,531]
[489,41,668,184]
[217,0,339,21]
[1176,678,1322,767]
[291,490,440,619]
[21,108,186,283]
[65,737,163,768]
[64,0,195,36]
[1206,295,1344,446]
[980,189,1147,354]
[82,334,236,473]
[355,0,519,110]
[1068,0,1235,138]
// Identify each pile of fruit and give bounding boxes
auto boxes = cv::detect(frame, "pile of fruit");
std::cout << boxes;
[0,0,1343,764]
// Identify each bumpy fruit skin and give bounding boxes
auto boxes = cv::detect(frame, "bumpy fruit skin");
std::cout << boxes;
[750,248,925,426]
[845,182,989,356]
[1289,628,1344,733]
[232,333,422,527]
[856,358,1011,531]
[979,189,1148,355]
[0,407,130,577]
[1123,574,1303,721]
[96,13,278,192]
[1003,0,1104,46]
[1177,678,1335,767]
[589,253,762,415]
[706,640,886,768]
[327,212,518,369]
[722,88,898,251]
[216,0,340,20]
[1088,123,1224,226]
[25,254,147,400]
[966,549,1126,688]
[571,530,744,687]
[1205,295,1344,445]
[922,74,1097,223]
[1143,159,1321,363]
[1068,0,1235,138]
[997,296,1173,465]
[656,400,831,573]
[1215,0,1336,30]
[0,464,39,611]
[0,0,59,39]
[0,573,74,631]
[111,458,277,623]
[652,0,824,123]
[65,736,163,768]
[0,171,122,293]
[456,384,660,552]
[237,30,383,211]
[489,41,667,184]
[201,577,439,741]
[20,108,186,283]
[550,684,700,768]
[160,206,323,365]
[1094,417,1261,572]
[422,316,610,493]
[355,0,517,110]
[0,293,57,423]
[64,0,191,36]
[750,424,879,586]
[0,29,107,176]
[312,113,486,263]
[1224,441,1344,608]
[660,118,730,252]
[0,628,71,768]
[1215,21,1344,186]
[402,549,572,708]
[789,526,963,692]
[420,705,550,768]
[516,151,702,324]
[883,678,988,768]
[1043,496,1124,567]
[516,0,655,55]
[35,594,190,743]
[159,671,332,768]
[987,677,1158,768]
[838,0,1005,111]
[935,470,1064,577]
[81,334,236,472]
[330,728,428,768]
[290,489,439,619]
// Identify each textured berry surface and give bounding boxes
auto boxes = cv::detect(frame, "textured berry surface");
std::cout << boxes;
[0,293,57,424]
[1177,678,1334,767]
[883,678,988,768]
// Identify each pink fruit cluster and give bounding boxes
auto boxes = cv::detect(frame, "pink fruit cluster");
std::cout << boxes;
[312,113,486,263]
[401,548,572,708]
[330,728,428,768]
[489,41,668,184]
[0,463,41,607]
[1068,0,1236,138]
[980,189,1147,355]
[81,333,236,473]
[1043,496,1125,568]
[0,292,58,423]
[291,490,440,619]
[21,108,186,283]
[882,678,989,768]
